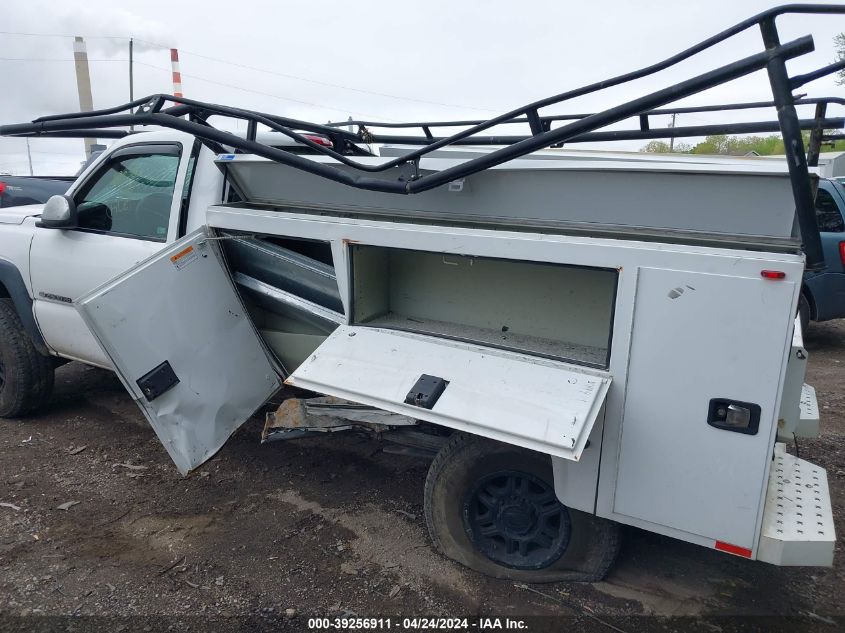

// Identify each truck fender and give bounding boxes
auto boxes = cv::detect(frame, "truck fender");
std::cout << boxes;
[802,282,817,312]
[0,259,50,356]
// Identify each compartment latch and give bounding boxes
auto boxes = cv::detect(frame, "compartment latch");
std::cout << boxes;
[137,361,180,402]
[404,374,449,409]
[707,398,761,435]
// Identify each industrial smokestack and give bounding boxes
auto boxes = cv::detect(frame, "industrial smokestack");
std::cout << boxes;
[170,48,183,98]
[73,36,96,160]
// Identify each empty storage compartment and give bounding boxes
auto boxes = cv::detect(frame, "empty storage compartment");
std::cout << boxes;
[351,245,617,367]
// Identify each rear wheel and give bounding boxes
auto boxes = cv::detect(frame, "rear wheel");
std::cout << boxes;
[0,299,54,417]
[424,433,620,582]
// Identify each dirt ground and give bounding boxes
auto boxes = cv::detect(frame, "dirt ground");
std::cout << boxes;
[1,322,843,632]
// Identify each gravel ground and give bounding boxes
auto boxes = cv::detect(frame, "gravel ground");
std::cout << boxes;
[0,320,843,632]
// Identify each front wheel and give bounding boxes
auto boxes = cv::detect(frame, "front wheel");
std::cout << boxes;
[424,433,620,582]
[0,299,54,417]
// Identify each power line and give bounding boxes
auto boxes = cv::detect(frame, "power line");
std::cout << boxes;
[0,54,401,119]
[129,59,403,119]
[0,30,128,40]
[137,61,402,121]
[0,57,126,62]
[124,59,396,119]
[0,29,503,113]
[173,48,501,113]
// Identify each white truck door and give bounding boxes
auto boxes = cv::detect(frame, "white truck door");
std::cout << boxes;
[288,326,611,461]
[30,141,195,367]
[77,228,283,474]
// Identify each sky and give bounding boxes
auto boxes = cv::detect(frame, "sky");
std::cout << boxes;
[1,0,843,175]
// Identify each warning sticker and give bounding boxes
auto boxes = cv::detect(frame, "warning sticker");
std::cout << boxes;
[170,245,198,270]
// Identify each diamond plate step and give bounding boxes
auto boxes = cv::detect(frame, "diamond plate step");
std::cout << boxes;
[758,445,835,566]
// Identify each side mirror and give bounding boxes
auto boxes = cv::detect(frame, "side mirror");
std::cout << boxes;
[36,195,78,229]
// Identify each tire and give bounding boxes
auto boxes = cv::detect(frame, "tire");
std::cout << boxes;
[798,292,811,335]
[424,433,620,583]
[0,298,54,417]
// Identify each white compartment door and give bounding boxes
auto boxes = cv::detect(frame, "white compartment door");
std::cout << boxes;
[288,326,611,461]
[613,267,796,549]
[77,228,283,474]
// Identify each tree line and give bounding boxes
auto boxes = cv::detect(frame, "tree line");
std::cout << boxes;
[639,34,845,156]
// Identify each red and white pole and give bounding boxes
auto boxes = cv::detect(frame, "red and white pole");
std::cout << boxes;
[170,48,183,98]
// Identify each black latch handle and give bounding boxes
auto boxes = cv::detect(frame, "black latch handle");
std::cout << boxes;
[136,361,180,402]
[404,374,449,410]
[707,398,761,435]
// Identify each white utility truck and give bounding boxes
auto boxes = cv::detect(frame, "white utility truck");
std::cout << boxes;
[0,5,840,582]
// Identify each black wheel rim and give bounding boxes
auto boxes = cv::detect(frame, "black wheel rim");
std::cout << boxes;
[463,470,571,570]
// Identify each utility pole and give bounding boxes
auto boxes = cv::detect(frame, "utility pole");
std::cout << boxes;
[668,113,677,152]
[25,138,33,176]
[129,38,134,102]
[129,38,134,131]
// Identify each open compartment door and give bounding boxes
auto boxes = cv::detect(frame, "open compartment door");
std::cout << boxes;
[77,228,283,474]
[288,326,611,461]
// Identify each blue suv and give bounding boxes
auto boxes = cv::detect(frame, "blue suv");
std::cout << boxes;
[801,178,845,331]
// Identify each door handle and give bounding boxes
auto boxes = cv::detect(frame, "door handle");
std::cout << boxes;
[707,399,761,435]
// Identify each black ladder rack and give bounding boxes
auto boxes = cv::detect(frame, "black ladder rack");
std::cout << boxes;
[332,97,845,153]
[3,4,845,268]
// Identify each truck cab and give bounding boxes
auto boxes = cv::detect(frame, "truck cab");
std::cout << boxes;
[0,131,222,421]
[22,132,221,367]
[30,132,222,367]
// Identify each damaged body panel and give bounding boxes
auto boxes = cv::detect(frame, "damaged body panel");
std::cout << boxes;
[76,228,283,474]
[263,395,416,442]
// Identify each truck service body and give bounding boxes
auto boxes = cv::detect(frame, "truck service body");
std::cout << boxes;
[0,4,840,581]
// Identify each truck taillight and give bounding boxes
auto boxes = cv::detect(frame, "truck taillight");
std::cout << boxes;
[302,134,333,148]
[840,241,845,267]
[0,182,5,194]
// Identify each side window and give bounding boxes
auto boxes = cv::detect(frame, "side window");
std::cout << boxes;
[815,188,845,233]
[74,150,180,241]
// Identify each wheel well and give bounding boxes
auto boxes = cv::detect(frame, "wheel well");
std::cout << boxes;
[801,286,817,320]
[0,264,49,355]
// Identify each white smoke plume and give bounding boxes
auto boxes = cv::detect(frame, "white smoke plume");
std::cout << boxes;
[51,4,177,54]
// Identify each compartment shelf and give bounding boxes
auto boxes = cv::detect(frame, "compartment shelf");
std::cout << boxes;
[365,312,607,366]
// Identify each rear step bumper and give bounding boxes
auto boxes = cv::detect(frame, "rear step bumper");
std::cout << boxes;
[757,443,835,566]
[797,383,820,438]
